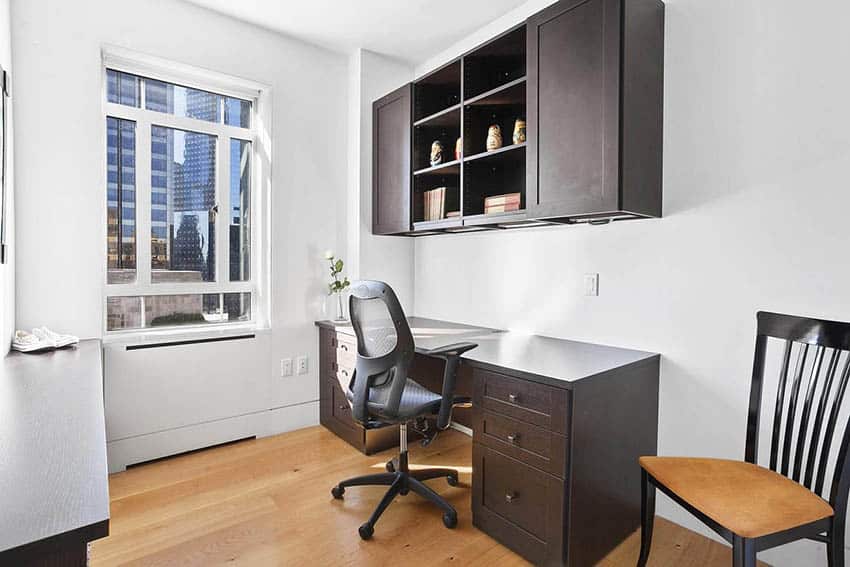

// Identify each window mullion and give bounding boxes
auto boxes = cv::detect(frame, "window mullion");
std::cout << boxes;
[216,135,230,286]
[136,118,153,287]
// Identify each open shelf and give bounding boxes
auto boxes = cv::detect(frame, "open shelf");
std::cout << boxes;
[463,81,526,158]
[414,60,461,122]
[414,104,461,128]
[413,159,460,177]
[464,142,526,164]
[463,149,526,217]
[464,26,526,100]
[464,76,526,107]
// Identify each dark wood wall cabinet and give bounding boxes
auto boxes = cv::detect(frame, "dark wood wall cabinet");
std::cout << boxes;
[371,0,664,236]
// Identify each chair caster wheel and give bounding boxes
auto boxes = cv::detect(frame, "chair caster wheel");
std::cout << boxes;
[447,474,458,486]
[385,460,395,473]
[443,511,457,529]
[359,523,374,540]
[331,486,345,499]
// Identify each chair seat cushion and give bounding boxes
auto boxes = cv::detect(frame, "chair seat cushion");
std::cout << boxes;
[640,456,834,538]
[347,378,458,422]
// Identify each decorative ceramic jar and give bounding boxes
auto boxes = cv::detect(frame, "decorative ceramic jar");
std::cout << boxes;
[486,124,503,152]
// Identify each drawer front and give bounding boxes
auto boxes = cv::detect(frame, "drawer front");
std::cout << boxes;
[472,444,565,565]
[474,409,567,478]
[474,368,570,434]
[331,380,357,430]
[334,333,357,372]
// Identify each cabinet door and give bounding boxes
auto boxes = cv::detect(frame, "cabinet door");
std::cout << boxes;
[372,84,412,235]
[527,0,621,218]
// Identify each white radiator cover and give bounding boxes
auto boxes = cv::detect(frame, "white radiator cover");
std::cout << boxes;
[103,330,317,472]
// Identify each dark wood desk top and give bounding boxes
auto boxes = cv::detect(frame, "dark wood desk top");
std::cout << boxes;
[0,340,109,554]
[316,317,658,387]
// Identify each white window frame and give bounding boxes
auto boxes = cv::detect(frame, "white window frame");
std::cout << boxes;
[101,46,272,336]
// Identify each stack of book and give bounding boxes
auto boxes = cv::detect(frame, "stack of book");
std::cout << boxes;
[484,192,521,214]
[424,187,446,221]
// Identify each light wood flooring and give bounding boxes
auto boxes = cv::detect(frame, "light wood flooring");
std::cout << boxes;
[90,426,767,566]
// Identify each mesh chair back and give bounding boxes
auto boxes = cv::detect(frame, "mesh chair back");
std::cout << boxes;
[347,281,414,424]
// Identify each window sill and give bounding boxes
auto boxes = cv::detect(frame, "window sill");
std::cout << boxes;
[102,322,270,346]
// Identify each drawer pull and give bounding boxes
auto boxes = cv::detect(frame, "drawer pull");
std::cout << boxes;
[340,369,349,377]
[338,404,348,411]
[505,491,519,503]
[506,433,519,444]
[340,343,349,352]
[508,393,520,404]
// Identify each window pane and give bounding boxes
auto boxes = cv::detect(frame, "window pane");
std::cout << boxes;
[107,293,251,331]
[151,126,216,283]
[229,139,251,281]
[106,296,143,331]
[106,117,137,284]
[145,78,221,123]
[224,97,251,128]
[145,293,250,328]
[106,69,140,107]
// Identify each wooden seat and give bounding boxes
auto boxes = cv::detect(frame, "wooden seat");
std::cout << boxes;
[640,457,833,538]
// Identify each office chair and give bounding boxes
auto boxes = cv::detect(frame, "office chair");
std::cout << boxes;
[639,311,850,567]
[330,280,477,540]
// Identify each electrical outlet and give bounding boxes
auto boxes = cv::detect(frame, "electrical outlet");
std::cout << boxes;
[584,273,599,296]
[296,355,308,375]
[280,358,293,377]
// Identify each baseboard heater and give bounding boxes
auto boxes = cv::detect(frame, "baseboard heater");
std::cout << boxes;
[125,333,256,350]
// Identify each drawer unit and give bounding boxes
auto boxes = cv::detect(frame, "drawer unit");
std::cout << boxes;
[473,368,570,434]
[318,327,399,455]
[473,409,568,478]
[473,444,565,565]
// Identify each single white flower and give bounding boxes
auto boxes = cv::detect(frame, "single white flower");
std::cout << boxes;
[324,250,334,260]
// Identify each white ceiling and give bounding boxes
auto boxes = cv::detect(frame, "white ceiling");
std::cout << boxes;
[182,0,529,64]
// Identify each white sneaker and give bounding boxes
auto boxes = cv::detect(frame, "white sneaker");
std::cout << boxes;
[34,327,79,348]
[12,330,52,352]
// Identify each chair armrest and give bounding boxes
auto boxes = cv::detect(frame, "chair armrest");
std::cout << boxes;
[433,342,478,430]
[422,341,478,359]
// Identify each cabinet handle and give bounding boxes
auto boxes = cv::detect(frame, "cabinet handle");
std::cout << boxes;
[340,369,349,377]
[340,344,348,352]
[505,491,519,503]
[338,405,348,411]
[508,393,519,404]
[506,433,519,444]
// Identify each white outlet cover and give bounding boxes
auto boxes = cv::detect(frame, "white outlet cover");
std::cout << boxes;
[584,273,599,296]
[297,356,308,375]
[280,358,293,377]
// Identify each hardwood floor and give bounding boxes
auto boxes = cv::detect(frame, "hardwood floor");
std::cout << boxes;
[91,426,767,566]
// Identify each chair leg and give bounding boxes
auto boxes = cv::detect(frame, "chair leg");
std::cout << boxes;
[410,467,458,483]
[408,477,455,514]
[336,472,396,489]
[829,517,845,567]
[638,468,656,567]
[359,476,403,536]
[732,536,756,567]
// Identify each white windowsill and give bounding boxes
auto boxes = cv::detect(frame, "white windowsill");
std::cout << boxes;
[102,322,270,346]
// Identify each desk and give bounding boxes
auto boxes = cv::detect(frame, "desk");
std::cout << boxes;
[315,318,659,566]
[0,340,110,565]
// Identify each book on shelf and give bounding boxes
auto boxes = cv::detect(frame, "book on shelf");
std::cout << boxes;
[484,202,521,214]
[484,192,521,208]
[423,187,446,221]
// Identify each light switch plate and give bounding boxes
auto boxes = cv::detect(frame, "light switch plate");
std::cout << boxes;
[296,356,309,375]
[280,358,293,377]
[584,273,599,296]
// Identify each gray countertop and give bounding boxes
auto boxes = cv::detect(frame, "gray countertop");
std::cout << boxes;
[0,339,109,553]
[316,317,658,385]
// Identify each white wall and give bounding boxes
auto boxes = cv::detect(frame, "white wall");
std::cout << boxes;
[348,49,415,312]
[11,0,350,416]
[0,0,12,355]
[412,0,850,564]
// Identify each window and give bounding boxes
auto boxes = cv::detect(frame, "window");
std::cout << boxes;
[104,63,263,332]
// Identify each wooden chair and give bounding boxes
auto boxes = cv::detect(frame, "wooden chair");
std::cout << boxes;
[639,311,850,567]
